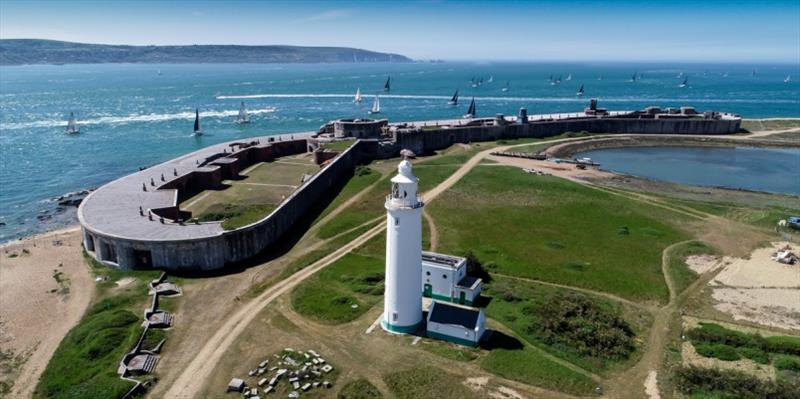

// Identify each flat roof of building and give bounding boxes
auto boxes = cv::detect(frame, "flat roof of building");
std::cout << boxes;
[422,251,465,269]
[78,132,314,242]
[428,301,481,329]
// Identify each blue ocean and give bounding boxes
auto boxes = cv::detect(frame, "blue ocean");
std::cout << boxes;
[1,62,798,241]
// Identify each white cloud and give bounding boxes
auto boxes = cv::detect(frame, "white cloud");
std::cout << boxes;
[291,9,352,24]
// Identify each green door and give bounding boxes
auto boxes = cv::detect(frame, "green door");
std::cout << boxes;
[423,284,432,297]
[459,291,466,304]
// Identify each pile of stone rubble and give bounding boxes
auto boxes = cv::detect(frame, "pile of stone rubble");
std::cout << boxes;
[227,348,334,398]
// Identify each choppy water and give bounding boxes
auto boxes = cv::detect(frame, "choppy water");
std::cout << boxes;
[1,62,798,241]
[577,146,800,195]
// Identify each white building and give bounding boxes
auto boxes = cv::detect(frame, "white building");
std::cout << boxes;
[381,160,424,334]
[426,301,486,347]
[421,252,482,306]
[382,159,486,346]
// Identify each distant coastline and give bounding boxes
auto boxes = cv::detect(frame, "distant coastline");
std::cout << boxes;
[0,39,412,66]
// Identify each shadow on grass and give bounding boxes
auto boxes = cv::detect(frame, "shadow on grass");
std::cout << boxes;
[480,330,524,351]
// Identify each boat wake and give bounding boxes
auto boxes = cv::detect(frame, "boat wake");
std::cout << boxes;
[215,93,796,105]
[1,107,277,131]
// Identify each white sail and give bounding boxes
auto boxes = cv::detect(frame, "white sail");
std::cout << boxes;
[487,76,494,83]
[65,112,79,134]
[785,75,791,83]
[354,87,362,103]
[370,95,380,114]
[565,74,572,81]
[236,102,250,124]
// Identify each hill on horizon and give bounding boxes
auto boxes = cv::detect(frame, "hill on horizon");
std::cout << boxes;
[0,39,413,65]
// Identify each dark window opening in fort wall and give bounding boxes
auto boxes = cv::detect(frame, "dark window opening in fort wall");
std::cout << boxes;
[133,249,153,268]
[99,240,118,264]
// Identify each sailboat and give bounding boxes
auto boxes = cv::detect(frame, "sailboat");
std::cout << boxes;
[448,90,459,106]
[752,69,757,77]
[471,78,478,88]
[630,72,638,82]
[565,74,572,81]
[576,84,584,96]
[556,75,562,84]
[354,87,362,103]
[235,102,250,124]
[487,76,494,83]
[65,112,79,134]
[679,77,688,88]
[383,77,391,92]
[785,75,791,83]
[722,72,729,78]
[157,69,162,76]
[369,95,381,114]
[502,81,509,92]
[463,97,476,119]
[192,108,203,136]
[597,75,603,81]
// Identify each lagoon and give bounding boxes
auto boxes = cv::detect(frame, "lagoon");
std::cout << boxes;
[576,146,800,195]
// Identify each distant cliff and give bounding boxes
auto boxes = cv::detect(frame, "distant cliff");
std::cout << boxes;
[0,39,412,65]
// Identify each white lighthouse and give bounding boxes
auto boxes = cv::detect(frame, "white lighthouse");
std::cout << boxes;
[381,159,424,334]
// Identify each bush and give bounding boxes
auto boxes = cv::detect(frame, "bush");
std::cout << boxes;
[338,378,382,399]
[675,366,800,399]
[694,343,741,361]
[533,292,635,360]
[355,166,374,177]
[464,251,492,283]
[739,347,770,364]
[774,355,800,372]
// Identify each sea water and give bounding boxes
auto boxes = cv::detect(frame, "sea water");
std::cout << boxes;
[1,62,798,240]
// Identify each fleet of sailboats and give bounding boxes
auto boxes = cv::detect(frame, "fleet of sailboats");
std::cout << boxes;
[65,112,79,134]
[235,102,250,124]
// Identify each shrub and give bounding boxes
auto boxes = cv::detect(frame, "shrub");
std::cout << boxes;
[675,366,800,399]
[738,347,770,364]
[774,355,800,372]
[355,166,374,177]
[464,251,492,283]
[694,343,741,361]
[533,292,635,360]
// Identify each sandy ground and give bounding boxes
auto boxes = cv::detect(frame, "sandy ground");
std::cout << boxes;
[708,242,800,331]
[685,255,724,274]
[484,154,616,182]
[681,341,775,380]
[644,371,660,399]
[0,227,93,398]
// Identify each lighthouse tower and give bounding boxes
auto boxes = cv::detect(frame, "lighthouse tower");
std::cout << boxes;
[382,159,424,334]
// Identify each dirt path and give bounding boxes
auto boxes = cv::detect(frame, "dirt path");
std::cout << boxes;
[422,210,439,251]
[0,227,94,398]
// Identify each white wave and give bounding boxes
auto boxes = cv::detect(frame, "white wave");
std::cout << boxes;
[215,92,797,104]
[0,107,277,130]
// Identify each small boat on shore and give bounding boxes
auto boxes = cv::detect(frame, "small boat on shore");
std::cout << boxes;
[65,112,79,134]
[448,90,459,106]
[192,108,203,136]
[235,102,250,124]
[369,95,381,114]
[463,97,476,119]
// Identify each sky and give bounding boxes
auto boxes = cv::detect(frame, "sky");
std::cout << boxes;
[1,0,799,63]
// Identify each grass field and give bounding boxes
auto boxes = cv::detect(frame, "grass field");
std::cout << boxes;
[479,347,597,396]
[383,366,481,399]
[485,276,648,373]
[427,165,690,303]
[665,241,718,296]
[183,154,318,230]
[321,140,357,152]
[337,378,382,399]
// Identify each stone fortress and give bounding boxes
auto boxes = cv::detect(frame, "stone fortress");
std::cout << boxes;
[78,100,741,271]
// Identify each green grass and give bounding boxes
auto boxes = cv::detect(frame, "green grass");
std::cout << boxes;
[34,293,143,399]
[419,341,478,362]
[314,166,381,223]
[675,366,800,399]
[479,347,597,396]
[428,165,690,303]
[666,241,718,296]
[694,343,741,361]
[291,251,384,324]
[383,366,481,399]
[663,197,800,230]
[485,277,645,372]
[774,355,800,372]
[337,378,382,399]
[688,323,800,373]
[194,203,276,230]
[321,140,357,152]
